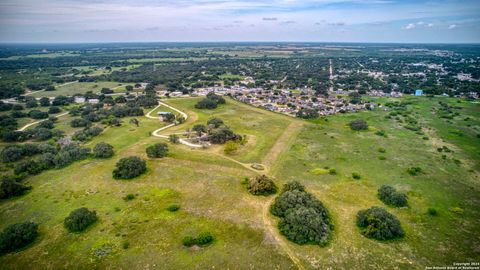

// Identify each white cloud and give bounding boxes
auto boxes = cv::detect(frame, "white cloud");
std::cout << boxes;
[448,24,457,29]
[416,21,424,25]
[404,23,415,30]
[427,23,434,27]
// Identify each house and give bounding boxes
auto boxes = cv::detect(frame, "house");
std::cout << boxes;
[74,97,85,103]
[88,98,99,104]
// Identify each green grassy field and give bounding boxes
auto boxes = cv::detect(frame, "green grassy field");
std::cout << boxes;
[0,96,479,269]
[31,81,128,98]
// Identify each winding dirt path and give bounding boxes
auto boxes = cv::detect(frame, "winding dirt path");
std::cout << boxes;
[147,99,305,269]
[17,112,69,131]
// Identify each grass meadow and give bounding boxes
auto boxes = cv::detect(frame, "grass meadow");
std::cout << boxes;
[0,96,478,269]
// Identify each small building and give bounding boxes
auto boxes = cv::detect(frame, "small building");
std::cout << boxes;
[414,89,423,96]
[74,97,85,103]
[88,98,99,104]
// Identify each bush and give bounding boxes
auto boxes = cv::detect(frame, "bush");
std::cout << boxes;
[70,118,91,128]
[210,126,239,144]
[356,206,404,240]
[182,232,214,247]
[352,173,361,180]
[167,204,180,212]
[0,178,32,200]
[123,194,135,201]
[146,143,168,158]
[427,208,438,216]
[182,236,196,247]
[169,134,179,144]
[207,118,224,128]
[48,106,61,114]
[281,181,305,193]
[224,141,238,155]
[196,232,214,245]
[0,222,38,254]
[113,156,146,179]
[195,98,218,109]
[328,168,337,175]
[377,185,408,207]
[64,207,98,232]
[28,110,49,119]
[349,119,368,131]
[38,120,54,129]
[247,175,277,195]
[279,206,329,245]
[406,167,423,176]
[270,184,332,245]
[93,142,114,158]
[375,130,387,137]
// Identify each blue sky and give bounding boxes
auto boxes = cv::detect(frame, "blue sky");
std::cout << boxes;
[0,0,479,43]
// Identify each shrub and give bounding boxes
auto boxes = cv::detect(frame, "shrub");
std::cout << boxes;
[123,194,135,201]
[378,148,386,153]
[64,208,97,232]
[195,98,218,109]
[93,142,114,158]
[196,232,214,246]
[210,126,239,144]
[427,208,438,216]
[279,206,330,245]
[356,207,404,240]
[224,141,238,155]
[182,236,196,247]
[377,185,408,207]
[169,134,179,144]
[48,106,61,114]
[349,119,368,131]
[281,181,305,193]
[375,130,387,137]
[247,175,277,195]
[28,110,49,119]
[192,124,207,136]
[207,118,224,128]
[328,168,337,175]
[146,143,169,158]
[70,118,91,128]
[406,167,423,176]
[270,184,332,245]
[167,204,180,212]
[0,178,32,200]
[0,222,38,254]
[113,156,146,179]
[352,173,361,180]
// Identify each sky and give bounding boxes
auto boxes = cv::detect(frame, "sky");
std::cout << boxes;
[0,0,479,43]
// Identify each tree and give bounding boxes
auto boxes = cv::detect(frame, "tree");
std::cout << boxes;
[279,206,330,245]
[224,141,238,155]
[101,88,114,94]
[146,143,169,158]
[48,106,61,114]
[296,108,319,119]
[348,91,361,104]
[129,118,140,127]
[195,98,218,109]
[247,175,277,195]
[162,113,175,123]
[39,97,50,107]
[28,110,49,119]
[113,156,146,179]
[169,134,180,144]
[45,85,55,91]
[210,126,239,144]
[0,222,38,254]
[378,185,408,207]
[71,118,91,128]
[349,119,368,131]
[207,118,224,128]
[192,124,207,136]
[0,178,32,199]
[125,85,134,92]
[93,142,114,158]
[356,207,404,240]
[64,208,97,232]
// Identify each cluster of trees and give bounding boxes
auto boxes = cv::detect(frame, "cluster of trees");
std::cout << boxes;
[190,118,241,144]
[356,207,404,240]
[72,126,103,142]
[270,181,332,245]
[378,185,408,207]
[146,143,169,158]
[246,175,277,195]
[112,156,146,179]
[64,208,98,232]
[195,92,226,109]
[296,108,319,119]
